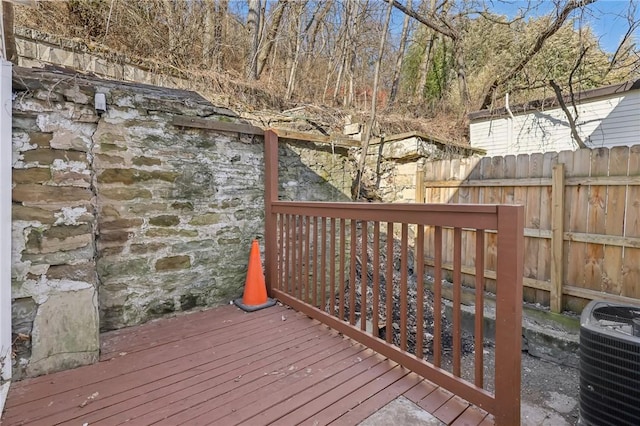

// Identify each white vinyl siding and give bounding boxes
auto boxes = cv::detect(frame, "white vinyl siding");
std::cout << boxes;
[470,90,640,156]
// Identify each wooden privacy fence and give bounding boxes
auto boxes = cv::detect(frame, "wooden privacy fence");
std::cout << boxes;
[416,145,640,313]
[264,130,526,425]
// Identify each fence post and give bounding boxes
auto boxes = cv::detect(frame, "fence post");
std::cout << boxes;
[264,130,279,295]
[494,205,524,425]
[551,163,565,313]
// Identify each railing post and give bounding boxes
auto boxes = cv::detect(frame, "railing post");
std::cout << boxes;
[264,129,279,295]
[551,163,565,313]
[495,205,524,425]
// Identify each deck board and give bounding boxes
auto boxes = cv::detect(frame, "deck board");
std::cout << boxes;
[2,304,493,425]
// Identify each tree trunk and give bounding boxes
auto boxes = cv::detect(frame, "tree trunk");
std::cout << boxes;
[355,0,393,200]
[246,0,261,79]
[286,2,305,99]
[390,0,411,103]
[255,0,288,79]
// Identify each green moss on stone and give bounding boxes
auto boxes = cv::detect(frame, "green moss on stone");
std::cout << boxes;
[149,215,180,227]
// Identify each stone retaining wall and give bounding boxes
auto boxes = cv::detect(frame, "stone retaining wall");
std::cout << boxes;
[11,66,351,379]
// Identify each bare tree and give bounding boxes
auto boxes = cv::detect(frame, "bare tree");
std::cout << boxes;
[389,0,412,103]
[479,0,597,109]
[246,0,262,79]
[355,0,393,200]
[255,0,288,79]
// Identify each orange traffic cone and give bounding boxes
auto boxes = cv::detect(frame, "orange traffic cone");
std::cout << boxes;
[233,240,276,312]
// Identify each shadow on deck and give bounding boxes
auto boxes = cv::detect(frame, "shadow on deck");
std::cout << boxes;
[2,304,492,425]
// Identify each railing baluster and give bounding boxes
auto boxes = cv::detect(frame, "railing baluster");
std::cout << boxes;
[453,227,462,377]
[372,222,380,338]
[339,219,346,321]
[361,221,368,331]
[400,223,408,352]
[330,217,336,316]
[349,220,357,326]
[434,226,443,368]
[289,215,295,295]
[475,229,485,388]
[278,214,284,291]
[320,217,327,311]
[385,222,394,344]
[304,216,311,302]
[416,224,425,359]
[295,216,301,299]
[312,216,318,307]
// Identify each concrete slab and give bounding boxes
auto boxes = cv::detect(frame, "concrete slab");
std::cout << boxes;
[358,396,444,426]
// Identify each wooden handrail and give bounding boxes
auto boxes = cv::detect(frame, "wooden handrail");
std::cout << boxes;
[263,130,524,425]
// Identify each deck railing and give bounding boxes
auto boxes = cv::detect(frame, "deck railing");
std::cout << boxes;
[264,130,524,425]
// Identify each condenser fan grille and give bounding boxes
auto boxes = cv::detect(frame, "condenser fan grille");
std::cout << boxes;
[579,302,640,426]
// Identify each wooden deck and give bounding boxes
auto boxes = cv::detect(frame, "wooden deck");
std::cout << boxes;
[2,304,492,426]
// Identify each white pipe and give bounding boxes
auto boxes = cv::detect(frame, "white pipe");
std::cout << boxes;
[0,59,12,412]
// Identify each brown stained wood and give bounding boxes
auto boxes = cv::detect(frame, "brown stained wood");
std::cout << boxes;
[108,335,353,426]
[416,226,425,359]
[566,149,591,290]
[3,306,318,423]
[330,218,337,316]
[494,205,524,425]
[474,230,485,388]
[514,154,532,302]
[339,219,346,320]
[536,152,556,307]
[403,379,438,403]
[244,354,388,425]
[361,221,368,331]
[434,395,471,424]
[159,340,370,425]
[305,216,311,302]
[312,216,319,307]
[19,306,281,396]
[453,227,462,377]
[433,226,443,368]
[527,153,544,304]
[400,223,409,352]
[265,130,279,295]
[172,116,264,136]
[350,219,357,326]
[278,214,285,291]
[275,359,397,425]
[321,217,327,310]
[452,406,491,426]
[623,145,640,298]
[207,346,374,425]
[418,386,454,413]
[67,330,341,426]
[286,214,292,293]
[479,415,496,425]
[328,371,424,426]
[386,222,394,343]
[300,364,410,425]
[603,147,628,295]
[585,148,608,292]
[372,223,380,335]
[551,164,565,313]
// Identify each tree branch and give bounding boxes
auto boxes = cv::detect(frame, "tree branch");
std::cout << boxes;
[480,0,597,110]
[382,0,458,40]
[549,79,586,149]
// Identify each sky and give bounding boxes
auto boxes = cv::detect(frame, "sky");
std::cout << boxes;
[383,0,640,54]
[488,0,640,54]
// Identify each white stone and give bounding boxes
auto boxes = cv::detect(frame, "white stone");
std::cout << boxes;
[26,288,99,377]
[54,207,89,226]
